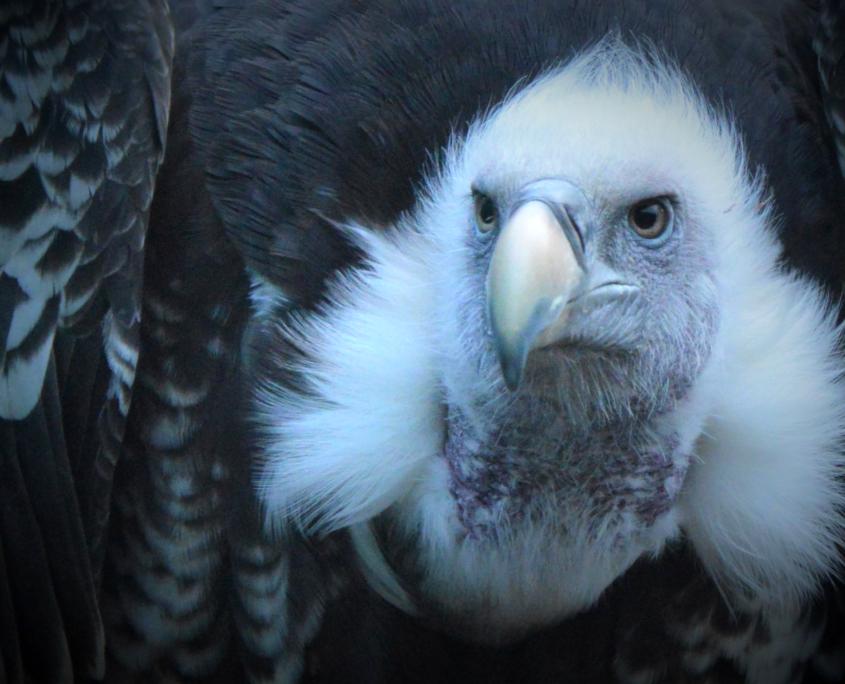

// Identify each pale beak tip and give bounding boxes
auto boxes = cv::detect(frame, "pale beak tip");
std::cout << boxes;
[496,340,527,391]
[502,364,524,392]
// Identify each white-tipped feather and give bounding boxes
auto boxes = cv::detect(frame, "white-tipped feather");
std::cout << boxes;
[0,327,55,419]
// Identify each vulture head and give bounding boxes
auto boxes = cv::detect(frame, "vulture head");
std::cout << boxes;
[249,42,845,642]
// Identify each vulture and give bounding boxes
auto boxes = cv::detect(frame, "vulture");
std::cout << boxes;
[3,1,845,683]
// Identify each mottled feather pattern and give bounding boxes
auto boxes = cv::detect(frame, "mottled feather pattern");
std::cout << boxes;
[612,550,825,684]
[99,46,341,680]
[101,153,250,680]
[0,0,173,681]
[1,0,171,418]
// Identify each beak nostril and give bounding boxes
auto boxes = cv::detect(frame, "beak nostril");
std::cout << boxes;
[560,206,587,260]
[569,211,586,253]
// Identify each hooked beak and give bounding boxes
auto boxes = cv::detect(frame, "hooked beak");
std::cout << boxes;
[486,180,630,390]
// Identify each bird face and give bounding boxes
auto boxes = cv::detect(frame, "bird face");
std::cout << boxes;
[432,176,719,529]
[372,55,745,635]
[418,63,726,545]
[435,61,727,413]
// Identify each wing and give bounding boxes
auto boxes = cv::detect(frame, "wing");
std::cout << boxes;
[0,1,173,681]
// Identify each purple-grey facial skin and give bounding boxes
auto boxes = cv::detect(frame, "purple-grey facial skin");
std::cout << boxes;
[444,394,688,544]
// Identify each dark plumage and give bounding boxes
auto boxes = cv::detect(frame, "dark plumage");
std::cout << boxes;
[818,0,845,177]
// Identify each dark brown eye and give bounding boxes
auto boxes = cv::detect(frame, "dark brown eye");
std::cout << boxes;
[628,198,673,240]
[474,193,499,233]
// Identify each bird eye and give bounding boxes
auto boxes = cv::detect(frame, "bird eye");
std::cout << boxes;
[627,198,673,241]
[474,193,499,233]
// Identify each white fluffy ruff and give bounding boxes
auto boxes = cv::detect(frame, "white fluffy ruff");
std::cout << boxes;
[677,227,845,614]
[253,40,845,627]
[252,229,445,534]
